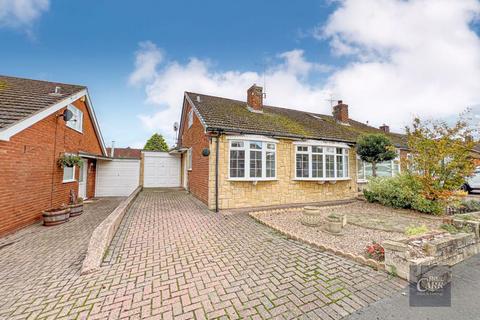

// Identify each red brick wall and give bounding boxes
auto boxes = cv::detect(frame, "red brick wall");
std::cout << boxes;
[0,97,104,236]
[179,100,210,204]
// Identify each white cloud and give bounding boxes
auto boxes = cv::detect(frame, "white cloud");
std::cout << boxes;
[322,0,480,128]
[133,48,332,143]
[0,0,49,29]
[128,41,163,86]
[132,0,480,143]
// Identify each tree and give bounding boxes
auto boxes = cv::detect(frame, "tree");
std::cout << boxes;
[356,134,397,177]
[406,114,476,201]
[144,133,169,151]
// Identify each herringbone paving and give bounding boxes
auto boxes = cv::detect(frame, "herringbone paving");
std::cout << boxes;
[0,190,406,319]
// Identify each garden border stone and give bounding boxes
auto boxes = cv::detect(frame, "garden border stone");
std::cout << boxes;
[81,186,142,275]
[248,208,384,272]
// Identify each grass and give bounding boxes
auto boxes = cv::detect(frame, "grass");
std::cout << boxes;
[404,225,429,237]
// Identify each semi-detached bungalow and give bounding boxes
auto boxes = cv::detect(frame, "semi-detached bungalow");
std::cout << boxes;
[0,75,108,236]
[178,84,409,211]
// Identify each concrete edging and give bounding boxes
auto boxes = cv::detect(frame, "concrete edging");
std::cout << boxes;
[81,186,142,275]
[248,209,385,272]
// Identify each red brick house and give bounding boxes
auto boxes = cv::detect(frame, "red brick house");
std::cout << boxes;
[177,84,408,212]
[0,75,108,236]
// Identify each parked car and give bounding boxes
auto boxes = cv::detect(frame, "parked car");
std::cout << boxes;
[462,167,480,193]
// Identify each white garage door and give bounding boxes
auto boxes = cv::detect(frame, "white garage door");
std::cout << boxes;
[143,152,181,187]
[95,159,140,196]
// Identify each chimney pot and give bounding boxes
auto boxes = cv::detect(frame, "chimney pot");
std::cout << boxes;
[247,84,263,112]
[333,100,349,123]
[379,124,390,133]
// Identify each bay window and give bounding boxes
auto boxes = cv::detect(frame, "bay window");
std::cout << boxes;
[228,136,277,180]
[357,150,400,181]
[294,142,350,180]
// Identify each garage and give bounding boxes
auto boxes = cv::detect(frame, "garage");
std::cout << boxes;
[95,159,140,196]
[143,151,181,188]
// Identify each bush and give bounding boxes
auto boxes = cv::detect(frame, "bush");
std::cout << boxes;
[363,174,443,215]
[461,200,480,212]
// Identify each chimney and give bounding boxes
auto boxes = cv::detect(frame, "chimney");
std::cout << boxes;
[111,141,115,157]
[333,100,349,123]
[379,124,390,133]
[247,84,263,112]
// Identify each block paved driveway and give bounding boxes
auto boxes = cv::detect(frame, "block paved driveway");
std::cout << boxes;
[0,190,405,320]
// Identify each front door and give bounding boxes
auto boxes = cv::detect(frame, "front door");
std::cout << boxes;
[183,153,188,190]
[78,159,88,199]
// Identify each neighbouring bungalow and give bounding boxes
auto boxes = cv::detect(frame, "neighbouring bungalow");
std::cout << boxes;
[0,75,108,236]
[177,84,409,211]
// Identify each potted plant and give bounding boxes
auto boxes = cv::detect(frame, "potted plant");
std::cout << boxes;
[57,154,82,168]
[42,205,71,226]
[325,214,343,234]
[301,206,322,227]
[69,197,84,217]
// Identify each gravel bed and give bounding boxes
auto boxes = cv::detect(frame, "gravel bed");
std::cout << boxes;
[252,207,405,255]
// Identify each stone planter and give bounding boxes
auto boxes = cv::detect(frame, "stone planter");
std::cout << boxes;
[301,206,322,227]
[325,215,343,234]
[69,203,84,217]
[42,207,71,226]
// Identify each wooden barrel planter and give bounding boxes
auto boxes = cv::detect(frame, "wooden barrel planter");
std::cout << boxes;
[69,203,84,217]
[42,207,71,226]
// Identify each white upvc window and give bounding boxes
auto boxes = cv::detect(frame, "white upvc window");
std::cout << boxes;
[187,148,192,170]
[66,104,83,133]
[294,141,350,181]
[357,149,401,182]
[62,165,76,183]
[188,109,193,128]
[228,136,277,181]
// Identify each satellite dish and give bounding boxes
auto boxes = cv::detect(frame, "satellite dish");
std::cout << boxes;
[173,122,179,131]
[62,109,74,121]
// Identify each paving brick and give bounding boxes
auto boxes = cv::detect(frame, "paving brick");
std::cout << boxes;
[0,190,406,319]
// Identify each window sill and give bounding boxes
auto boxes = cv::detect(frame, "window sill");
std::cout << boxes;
[293,178,351,182]
[357,179,368,183]
[227,178,278,182]
[62,179,76,184]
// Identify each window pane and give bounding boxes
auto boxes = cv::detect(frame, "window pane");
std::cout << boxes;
[365,162,373,178]
[336,148,343,155]
[312,154,323,178]
[63,166,74,181]
[250,142,261,150]
[231,141,243,148]
[266,151,275,178]
[296,154,309,178]
[326,155,335,178]
[230,150,245,177]
[336,155,344,178]
[250,150,262,178]
[267,143,275,150]
[312,146,323,153]
[344,155,349,177]
[297,146,308,152]
[357,159,364,180]
[376,161,392,177]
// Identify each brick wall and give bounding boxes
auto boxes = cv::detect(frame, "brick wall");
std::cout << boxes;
[208,136,358,210]
[0,97,104,236]
[179,100,210,204]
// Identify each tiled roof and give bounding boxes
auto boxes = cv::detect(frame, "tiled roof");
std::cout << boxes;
[0,75,86,130]
[186,92,408,147]
[106,147,142,159]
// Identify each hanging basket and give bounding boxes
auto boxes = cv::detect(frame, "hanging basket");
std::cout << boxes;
[57,154,82,168]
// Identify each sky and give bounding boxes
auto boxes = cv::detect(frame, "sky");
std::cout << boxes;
[1,0,480,148]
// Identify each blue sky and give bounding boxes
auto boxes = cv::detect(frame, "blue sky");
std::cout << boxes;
[1,0,480,148]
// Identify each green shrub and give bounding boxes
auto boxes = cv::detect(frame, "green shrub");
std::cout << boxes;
[363,174,443,215]
[461,200,480,212]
